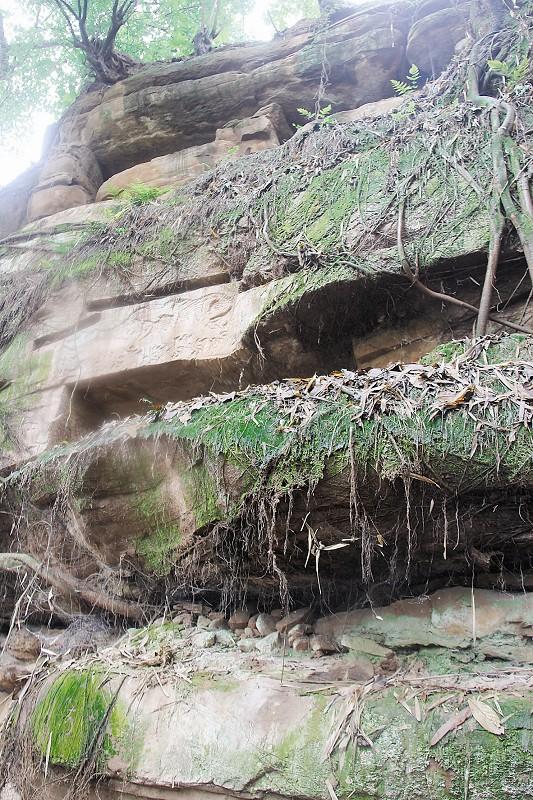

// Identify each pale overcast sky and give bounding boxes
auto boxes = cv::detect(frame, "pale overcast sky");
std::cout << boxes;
[0,1,291,187]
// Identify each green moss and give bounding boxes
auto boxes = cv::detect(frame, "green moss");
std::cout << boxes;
[182,463,221,529]
[0,335,52,448]
[134,486,182,576]
[31,670,126,768]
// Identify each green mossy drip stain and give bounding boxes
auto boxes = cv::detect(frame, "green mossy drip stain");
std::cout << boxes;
[31,670,125,768]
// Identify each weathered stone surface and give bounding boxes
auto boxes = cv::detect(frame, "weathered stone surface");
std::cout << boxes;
[3,634,532,800]
[309,634,341,654]
[340,635,393,658]
[26,184,94,223]
[255,631,283,654]
[255,613,277,636]
[192,630,216,648]
[228,610,251,630]
[316,588,533,652]
[96,105,290,200]
[215,629,236,647]
[276,607,314,633]
[407,5,470,76]
[1,0,472,226]
[5,628,41,662]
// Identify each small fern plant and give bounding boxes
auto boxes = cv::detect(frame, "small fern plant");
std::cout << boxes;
[487,56,530,90]
[391,63,421,96]
[295,103,335,128]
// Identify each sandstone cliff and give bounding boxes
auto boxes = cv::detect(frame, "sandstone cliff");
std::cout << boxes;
[0,1,532,799]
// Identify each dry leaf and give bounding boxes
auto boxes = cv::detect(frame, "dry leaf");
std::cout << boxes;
[468,698,504,736]
[437,384,475,409]
[430,706,472,746]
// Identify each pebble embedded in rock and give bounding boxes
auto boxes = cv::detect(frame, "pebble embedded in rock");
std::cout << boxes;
[228,610,251,630]
[255,613,276,636]
[241,627,254,639]
[276,607,314,633]
[196,615,211,629]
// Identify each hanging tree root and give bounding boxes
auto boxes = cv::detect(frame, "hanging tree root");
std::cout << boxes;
[397,201,533,335]
[465,63,533,334]
[0,552,145,621]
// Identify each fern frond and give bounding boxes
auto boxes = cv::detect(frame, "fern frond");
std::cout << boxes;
[407,63,420,83]
[487,59,511,77]
[391,79,412,96]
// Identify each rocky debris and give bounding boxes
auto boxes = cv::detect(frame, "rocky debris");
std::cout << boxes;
[255,631,284,655]
[192,631,216,649]
[215,629,236,647]
[0,661,32,693]
[276,608,314,634]
[309,634,342,655]
[5,627,41,662]
[310,657,375,683]
[208,617,229,631]
[173,612,193,626]
[51,616,114,657]
[340,635,394,658]
[255,613,277,636]
[196,615,211,629]
[237,639,257,653]
[291,637,310,652]
[228,610,251,631]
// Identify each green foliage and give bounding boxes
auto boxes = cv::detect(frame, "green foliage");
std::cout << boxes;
[296,103,335,127]
[110,182,168,206]
[487,56,530,88]
[31,670,124,768]
[390,63,420,96]
[134,487,182,576]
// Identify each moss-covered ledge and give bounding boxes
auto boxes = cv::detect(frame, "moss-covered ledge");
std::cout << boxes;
[2,663,532,800]
[1,334,531,601]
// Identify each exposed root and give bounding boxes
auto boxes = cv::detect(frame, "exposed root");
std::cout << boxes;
[0,553,145,621]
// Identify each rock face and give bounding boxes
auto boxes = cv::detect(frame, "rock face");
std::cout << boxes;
[96,104,292,200]
[0,2,532,799]
[0,0,474,228]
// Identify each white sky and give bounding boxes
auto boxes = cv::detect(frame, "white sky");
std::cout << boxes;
[0,1,297,187]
